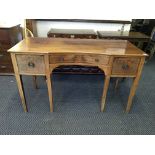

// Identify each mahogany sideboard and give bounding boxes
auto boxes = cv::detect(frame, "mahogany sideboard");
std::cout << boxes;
[8,38,148,112]
[0,24,22,74]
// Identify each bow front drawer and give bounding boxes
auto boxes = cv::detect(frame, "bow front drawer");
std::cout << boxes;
[49,54,110,65]
[15,55,45,75]
[112,57,140,76]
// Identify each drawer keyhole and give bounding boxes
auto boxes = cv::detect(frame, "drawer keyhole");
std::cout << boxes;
[95,58,99,62]
[28,62,35,68]
[122,64,129,70]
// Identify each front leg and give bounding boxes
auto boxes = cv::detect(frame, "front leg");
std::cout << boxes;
[46,73,53,112]
[11,53,28,112]
[101,75,110,112]
[126,57,145,112]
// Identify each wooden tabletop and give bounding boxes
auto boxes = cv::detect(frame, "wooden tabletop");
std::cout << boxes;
[47,28,97,35]
[97,31,150,40]
[8,37,147,57]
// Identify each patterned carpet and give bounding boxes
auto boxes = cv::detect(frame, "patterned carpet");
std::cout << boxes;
[0,57,155,135]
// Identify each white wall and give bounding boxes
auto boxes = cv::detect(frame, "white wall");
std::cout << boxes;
[0,19,24,27]
[36,21,131,37]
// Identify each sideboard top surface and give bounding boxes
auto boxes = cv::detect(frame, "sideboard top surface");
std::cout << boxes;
[8,37,147,56]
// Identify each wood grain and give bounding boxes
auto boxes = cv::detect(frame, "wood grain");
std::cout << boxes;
[8,38,147,57]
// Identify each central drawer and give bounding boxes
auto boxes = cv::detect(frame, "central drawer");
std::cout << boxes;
[49,54,110,65]
[16,55,45,74]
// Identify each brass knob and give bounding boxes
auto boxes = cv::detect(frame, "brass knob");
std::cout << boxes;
[122,64,129,70]
[0,54,4,57]
[1,65,7,69]
[28,62,35,68]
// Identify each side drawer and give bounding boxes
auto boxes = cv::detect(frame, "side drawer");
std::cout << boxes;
[112,57,140,76]
[15,55,45,74]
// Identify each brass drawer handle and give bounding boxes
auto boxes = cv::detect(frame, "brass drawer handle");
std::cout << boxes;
[28,62,35,68]
[95,58,99,62]
[0,65,7,69]
[122,64,129,70]
[0,54,4,57]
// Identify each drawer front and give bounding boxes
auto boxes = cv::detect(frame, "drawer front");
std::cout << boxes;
[16,55,45,74]
[49,54,110,65]
[0,29,10,43]
[0,52,12,64]
[112,57,140,75]
[0,42,11,50]
[0,63,13,73]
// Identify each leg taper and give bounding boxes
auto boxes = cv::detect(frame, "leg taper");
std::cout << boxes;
[101,75,110,112]
[46,74,53,112]
[15,74,28,112]
[126,77,139,112]
[33,76,38,89]
[126,58,145,112]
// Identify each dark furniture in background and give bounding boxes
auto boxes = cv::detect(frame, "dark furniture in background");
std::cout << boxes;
[47,28,97,39]
[97,31,149,49]
[26,19,37,37]
[0,25,22,74]
[131,19,155,36]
